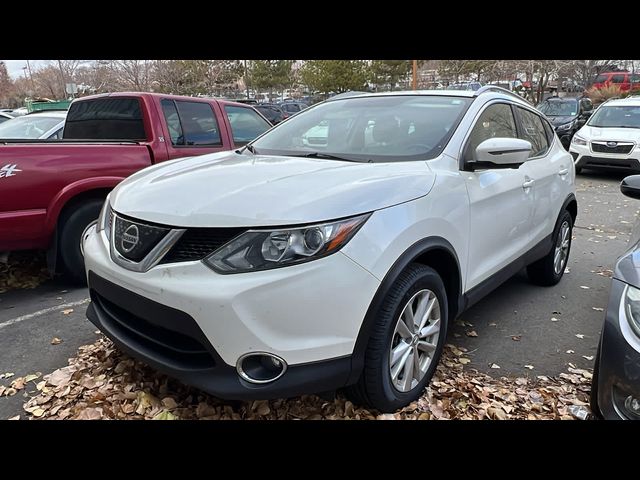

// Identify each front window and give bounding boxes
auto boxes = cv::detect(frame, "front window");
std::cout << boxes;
[594,74,608,83]
[224,105,272,146]
[536,99,578,116]
[0,115,63,139]
[588,106,640,128]
[251,95,473,163]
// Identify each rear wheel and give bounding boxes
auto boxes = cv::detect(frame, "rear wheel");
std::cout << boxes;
[59,199,103,285]
[345,264,448,412]
[527,210,573,286]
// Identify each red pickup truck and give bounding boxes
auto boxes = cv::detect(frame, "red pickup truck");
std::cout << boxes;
[0,92,273,282]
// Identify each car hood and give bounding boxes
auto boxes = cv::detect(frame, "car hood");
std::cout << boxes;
[548,115,576,127]
[110,151,436,227]
[577,125,640,142]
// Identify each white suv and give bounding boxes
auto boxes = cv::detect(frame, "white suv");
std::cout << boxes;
[83,87,576,412]
[570,96,640,174]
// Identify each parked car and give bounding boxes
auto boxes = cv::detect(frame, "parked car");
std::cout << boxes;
[83,86,576,412]
[254,103,288,124]
[537,96,594,148]
[570,96,640,174]
[279,101,308,116]
[0,112,14,124]
[447,81,483,91]
[590,175,640,420]
[0,92,272,283]
[0,111,66,139]
[592,71,640,92]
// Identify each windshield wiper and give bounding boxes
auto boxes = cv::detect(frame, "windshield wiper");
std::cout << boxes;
[298,152,369,163]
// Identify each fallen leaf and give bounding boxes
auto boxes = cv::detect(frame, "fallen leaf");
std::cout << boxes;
[466,330,478,337]
[161,397,178,409]
[575,334,585,339]
[46,367,73,387]
[10,378,25,390]
[580,286,590,289]
[50,337,63,345]
[511,335,521,341]
[4,387,17,396]
[8,415,20,420]
[591,307,604,312]
[0,372,15,379]
[458,357,471,365]
[551,317,559,322]
[61,309,74,315]
[31,408,45,418]
[24,373,40,383]
[76,408,102,420]
[490,363,501,369]
[524,365,534,370]
[582,355,594,361]
[564,267,570,274]
[153,410,178,420]
[566,350,575,354]
[487,407,507,420]
[488,322,497,327]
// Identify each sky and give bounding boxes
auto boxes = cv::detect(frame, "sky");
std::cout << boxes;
[4,60,51,79]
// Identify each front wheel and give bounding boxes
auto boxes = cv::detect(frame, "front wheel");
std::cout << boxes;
[345,264,448,412]
[527,210,573,286]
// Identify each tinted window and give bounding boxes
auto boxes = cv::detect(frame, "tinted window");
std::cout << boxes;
[174,101,221,146]
[0,115,63,139]
[160,99,184,146]
[281,103,300,113]
[224,105,272,146]
[631,74,640,83]
[64,98,146,140]
[594,74,608,83]
[612,74,626,84]
[255,106,279,123]
[517,107,549,157]
[465,103,517,161]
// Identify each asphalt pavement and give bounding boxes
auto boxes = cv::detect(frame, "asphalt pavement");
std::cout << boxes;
[0,171,636,419]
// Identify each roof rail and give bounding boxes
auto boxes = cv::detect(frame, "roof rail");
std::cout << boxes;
[474,85,527,102]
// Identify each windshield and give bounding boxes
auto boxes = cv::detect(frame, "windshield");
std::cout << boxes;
[588,106,640,128]
[537,99,578,116]
[0,115,62,139]
[250,95,473,162]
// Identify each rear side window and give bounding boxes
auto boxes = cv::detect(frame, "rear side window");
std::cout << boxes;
[516,107,549,157]
[594,74,608,83]
[224,105,272,146]
[161,99,184,145]
[64,98,146,140]
[464,103,517,161]
[612,74,626,84]
[174,101,222,146]
[631,74,640,83]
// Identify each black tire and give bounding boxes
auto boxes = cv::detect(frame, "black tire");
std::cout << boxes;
[527,210,573,286]
[590,340,602,419]
[58,199,103,285]
[345,263,448,412]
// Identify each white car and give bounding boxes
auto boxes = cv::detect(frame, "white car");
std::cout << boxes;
[83,87,576,412]
[570,97,640,174]
[0,111,66,139]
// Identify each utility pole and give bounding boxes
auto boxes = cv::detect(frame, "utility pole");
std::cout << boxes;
[26,60,34,91]
[412,60,418,90]
[57,60,66,99]
[244,60,250,99]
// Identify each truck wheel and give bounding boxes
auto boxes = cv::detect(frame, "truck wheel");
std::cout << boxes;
[59,199,103,285]
[345,264,448,412]
[527,210,573,286]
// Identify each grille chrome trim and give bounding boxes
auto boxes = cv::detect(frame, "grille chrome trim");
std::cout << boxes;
[591,140,635,155]
[109,213,186,273]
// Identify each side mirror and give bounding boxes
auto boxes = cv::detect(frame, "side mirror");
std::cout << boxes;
[473,138,532,167]
[621,175,640,199]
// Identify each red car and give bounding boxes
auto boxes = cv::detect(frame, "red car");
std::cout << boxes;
[592,71,640,92]
[0,92,272,282]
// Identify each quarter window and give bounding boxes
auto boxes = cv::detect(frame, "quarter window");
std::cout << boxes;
[175,101,222,146]
[464,103,517,161]
[516,107,549,157]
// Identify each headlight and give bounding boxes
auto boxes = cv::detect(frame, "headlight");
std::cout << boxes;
[203,213,370,274]
[571,135,587,146]
[96,196,112,242]
[557,120,575,132]
[624,284,640,338]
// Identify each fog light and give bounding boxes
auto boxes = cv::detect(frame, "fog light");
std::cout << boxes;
[624,395,640,418]
[237,352,287,384]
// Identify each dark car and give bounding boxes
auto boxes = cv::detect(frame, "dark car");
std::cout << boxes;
[254,103,288,124]
[536,96,594,148]
[278,101,308,116]
[590,175,640,420]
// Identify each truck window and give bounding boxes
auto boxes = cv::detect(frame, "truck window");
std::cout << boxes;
[160,99,184,145]
[224,105,272,146]
[174,101,222,146]
[63,98,147,140]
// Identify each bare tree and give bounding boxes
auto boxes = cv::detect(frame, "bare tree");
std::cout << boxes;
[113,60,154,91]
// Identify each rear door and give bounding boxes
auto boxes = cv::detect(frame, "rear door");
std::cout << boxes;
[160,99,230,159]
[462,102,535,289]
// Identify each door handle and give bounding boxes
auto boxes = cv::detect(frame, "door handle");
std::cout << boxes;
[522,179,535,189]
[558,168,569,176]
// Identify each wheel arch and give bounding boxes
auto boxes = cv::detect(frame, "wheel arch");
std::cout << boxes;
[347,236,462,385]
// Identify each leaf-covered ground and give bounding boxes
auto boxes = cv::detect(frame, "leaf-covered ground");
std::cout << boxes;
[0,251,51,294]
[4,338,593,420]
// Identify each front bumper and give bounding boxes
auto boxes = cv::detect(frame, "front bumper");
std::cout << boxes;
[592,278,640,419]
[83,226,381,399]
[570,143,640,172]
